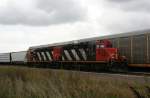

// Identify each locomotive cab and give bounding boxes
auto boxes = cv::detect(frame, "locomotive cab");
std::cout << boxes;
[96,39,118,61]
[96,39,128,71]
[96,40,112,48]
[96,39,126,62]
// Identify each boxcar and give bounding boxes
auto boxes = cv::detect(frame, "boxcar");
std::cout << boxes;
[11,51,27,64]
[109,29,150,67]
[0,53,11,64]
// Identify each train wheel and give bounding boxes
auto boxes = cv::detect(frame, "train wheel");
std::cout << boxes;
[121,60,128,72]
[108,60,117,72]
[108,60,127,72]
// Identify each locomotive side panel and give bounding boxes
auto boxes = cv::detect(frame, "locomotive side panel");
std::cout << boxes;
[34,48,54,62]
[87,41,96,61]
[29,41,96,63]
[61,41,95,61]
[62,44,76,61]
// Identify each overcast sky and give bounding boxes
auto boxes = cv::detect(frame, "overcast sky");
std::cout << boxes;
[0,0,150,53]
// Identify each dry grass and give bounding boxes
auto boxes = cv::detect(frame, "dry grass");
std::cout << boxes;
[0,66,149,98]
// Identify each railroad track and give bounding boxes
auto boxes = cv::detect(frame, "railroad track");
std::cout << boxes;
[75,71,150,83]
[69,70,150,78]
[125,72,150,77]
[97,71,150,77]
[0,64,150,77]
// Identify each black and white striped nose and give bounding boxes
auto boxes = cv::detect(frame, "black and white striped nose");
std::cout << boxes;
[61,48,87,61]
[32,48,88,62]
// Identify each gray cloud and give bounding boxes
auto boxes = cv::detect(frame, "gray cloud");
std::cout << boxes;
[0,0,86,26]
[36,0,86,23]
[93,0,150,33]
[107,0,150,12]
[1,0,150,53]
[108,0,134,3]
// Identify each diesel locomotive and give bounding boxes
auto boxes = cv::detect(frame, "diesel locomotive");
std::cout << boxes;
[26,39,127,71]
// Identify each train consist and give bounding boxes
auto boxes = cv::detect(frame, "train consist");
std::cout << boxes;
[0,29,150,71]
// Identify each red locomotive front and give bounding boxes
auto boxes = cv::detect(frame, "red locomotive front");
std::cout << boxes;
[96,39,127,71]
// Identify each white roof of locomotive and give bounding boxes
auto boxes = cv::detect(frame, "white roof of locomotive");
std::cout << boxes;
[30,29,150,50]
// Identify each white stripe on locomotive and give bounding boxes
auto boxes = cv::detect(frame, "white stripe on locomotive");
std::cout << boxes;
[71,49,80,61]
[64,50,72,61]
[79,48,87,61]
[46,51,52,61]
[37,52,42,61]
[41,52,46,61]
[62,56,65,61]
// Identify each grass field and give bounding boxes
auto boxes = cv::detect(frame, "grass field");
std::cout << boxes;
[0,66,149,98]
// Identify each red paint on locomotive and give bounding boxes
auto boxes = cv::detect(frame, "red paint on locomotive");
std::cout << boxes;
[53,47,62,61]
[96,48,118,61]
[96,39,125,62]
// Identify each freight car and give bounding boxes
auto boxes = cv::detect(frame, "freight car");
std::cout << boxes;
[0,53,11,64]
[0,51,27,65]
[11,51,27,64]
[109,30,150,68]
